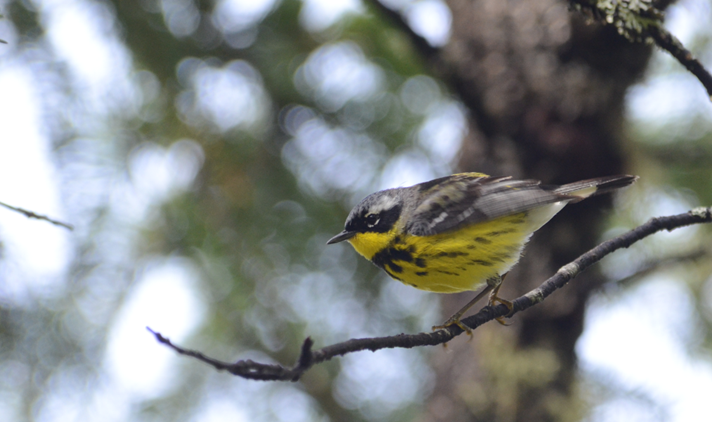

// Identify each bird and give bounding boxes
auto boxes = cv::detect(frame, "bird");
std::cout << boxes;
[327,172,637,332]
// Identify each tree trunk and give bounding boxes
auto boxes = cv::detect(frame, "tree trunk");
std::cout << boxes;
[423,1,651,421]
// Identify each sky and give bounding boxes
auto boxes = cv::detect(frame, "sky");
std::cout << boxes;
[0,0,711,421]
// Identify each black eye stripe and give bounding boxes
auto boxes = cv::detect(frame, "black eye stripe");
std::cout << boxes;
[349,204,402,234]
[365,213,380,226]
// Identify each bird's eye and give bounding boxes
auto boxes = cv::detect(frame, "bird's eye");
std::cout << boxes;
[365,213,380,227]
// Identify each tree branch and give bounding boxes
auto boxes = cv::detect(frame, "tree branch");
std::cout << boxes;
[150,207,712,382]
[646,25,712,100]
[367,0,712,100]
[0,200,74,230]
[570,0,712,101]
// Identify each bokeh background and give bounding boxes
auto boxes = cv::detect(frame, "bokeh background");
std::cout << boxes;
[1,0,712,421]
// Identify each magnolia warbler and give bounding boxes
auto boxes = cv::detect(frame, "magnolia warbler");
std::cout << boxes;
[327,172,637,332]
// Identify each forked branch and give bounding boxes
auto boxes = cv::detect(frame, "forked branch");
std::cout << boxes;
[150,207,712,382]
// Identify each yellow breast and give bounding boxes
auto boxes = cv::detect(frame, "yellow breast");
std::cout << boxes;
[348,213,533,293]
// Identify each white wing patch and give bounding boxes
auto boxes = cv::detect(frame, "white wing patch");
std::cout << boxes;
[430,211,449,225]
[457,207,474,223]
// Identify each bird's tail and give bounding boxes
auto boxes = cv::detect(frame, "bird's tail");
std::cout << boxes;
[553,175,638,201]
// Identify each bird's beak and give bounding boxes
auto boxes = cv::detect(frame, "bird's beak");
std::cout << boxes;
[326,230,356,244]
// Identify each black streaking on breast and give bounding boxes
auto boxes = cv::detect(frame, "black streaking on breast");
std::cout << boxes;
[372,246,414,276]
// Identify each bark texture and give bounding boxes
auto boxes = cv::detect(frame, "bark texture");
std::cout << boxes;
[423,1,652,421]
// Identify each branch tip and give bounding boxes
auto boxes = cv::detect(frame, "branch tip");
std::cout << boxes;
[0,201,74,230]
[147,327,172,346]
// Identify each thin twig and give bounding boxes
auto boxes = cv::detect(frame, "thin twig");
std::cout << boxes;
[569,0,712,101]
[0,200,74,230]
[150,207,712,382]
[647,25,712,101]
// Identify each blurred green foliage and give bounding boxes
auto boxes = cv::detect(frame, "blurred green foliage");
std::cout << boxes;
[1,0,712,421]
[1,0,451,421]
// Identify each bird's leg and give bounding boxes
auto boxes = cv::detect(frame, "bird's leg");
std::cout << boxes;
[432,275,501,335]
[488,273,514,325]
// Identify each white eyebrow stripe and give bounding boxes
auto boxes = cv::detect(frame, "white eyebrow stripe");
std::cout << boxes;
[370,195,399,214]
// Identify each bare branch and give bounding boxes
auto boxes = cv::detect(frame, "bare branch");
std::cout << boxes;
[150,207,712,382]
[647,25,712,100]
[570,0,712,101]
[0,200,74,230]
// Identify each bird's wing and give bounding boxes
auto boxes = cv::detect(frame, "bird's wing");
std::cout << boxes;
[405,173,570,236]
